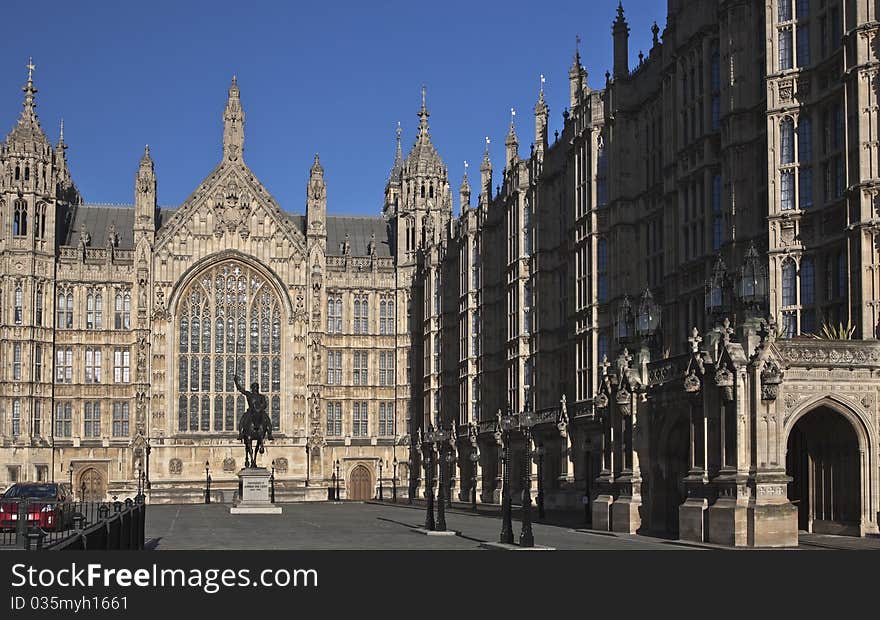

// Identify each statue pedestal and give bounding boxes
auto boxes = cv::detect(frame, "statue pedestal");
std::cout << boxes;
[230,467,282,514]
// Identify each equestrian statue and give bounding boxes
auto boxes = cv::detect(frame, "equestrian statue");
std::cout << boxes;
[233,375,274,468]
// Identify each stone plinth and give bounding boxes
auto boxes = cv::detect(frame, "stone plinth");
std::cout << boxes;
[230,467,282,515]
[592,493,614,531]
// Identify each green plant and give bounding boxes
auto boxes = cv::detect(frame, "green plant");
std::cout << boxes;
[811,320,856,340]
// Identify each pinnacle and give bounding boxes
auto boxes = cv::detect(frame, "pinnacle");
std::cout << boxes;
[6,56,49,149]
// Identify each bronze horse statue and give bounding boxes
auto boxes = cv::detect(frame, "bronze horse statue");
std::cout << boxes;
[233,375,274,468]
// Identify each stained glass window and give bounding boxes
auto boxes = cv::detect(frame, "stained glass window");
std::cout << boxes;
[177,262,283,433]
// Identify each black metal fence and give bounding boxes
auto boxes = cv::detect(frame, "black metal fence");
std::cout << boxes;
[0,497,145,551]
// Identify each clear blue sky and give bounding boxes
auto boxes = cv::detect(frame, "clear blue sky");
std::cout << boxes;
[0,0,666,216]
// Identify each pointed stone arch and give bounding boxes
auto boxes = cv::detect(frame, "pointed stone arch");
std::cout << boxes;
[167,250,293,320]
[783,393,878,536]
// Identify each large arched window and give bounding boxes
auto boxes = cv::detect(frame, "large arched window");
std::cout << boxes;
[177,261,282,433]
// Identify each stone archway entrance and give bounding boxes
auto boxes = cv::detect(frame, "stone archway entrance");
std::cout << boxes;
[653,417,689,538]
[786,406,861,536]
[78,468,106,502]
[348,465,373,501]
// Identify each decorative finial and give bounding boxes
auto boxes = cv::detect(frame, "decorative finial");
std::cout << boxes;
[26,57,35,82]
[540,74,545,93]
[510,107,516,128]
[464,160,469,172]
[421,84,427,111]
[59,117,64,141]
[396,120,401,141]
[485,136,490,148]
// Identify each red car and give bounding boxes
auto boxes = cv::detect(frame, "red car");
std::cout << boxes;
[0,483,73,532]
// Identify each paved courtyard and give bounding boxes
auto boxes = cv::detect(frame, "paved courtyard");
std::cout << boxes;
[143,501,880,551]
[144,501,704,550]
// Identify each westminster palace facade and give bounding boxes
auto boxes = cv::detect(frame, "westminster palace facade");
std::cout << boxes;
[2,0,880,546]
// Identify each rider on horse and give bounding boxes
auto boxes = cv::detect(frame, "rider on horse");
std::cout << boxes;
[233,376,273,466]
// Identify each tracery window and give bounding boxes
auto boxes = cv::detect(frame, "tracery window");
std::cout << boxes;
[177,262,282,433]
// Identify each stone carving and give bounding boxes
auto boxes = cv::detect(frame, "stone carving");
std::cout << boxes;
[223,457,236,472]
[714,366,734,401]
[760,361,783,401]
[169,458,183,475]
[594,391,609,409]
[683,371,701,393]
[778,79,793,101]
[274,457,288,473]
[212,178,253,237]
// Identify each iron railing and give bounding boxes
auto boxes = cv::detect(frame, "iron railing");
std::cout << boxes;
[0,497,146,551]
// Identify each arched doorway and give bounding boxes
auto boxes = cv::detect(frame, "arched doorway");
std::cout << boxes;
[348,465,372,501]
[786,406,861,536]
[79,468,106,502]
[653,417,689,538]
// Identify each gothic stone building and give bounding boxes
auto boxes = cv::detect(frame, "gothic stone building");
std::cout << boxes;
[426,0,879,547]
[0,69,433,504]
[2,0,880,547]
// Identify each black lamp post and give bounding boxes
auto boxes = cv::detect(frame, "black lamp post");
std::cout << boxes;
[499,406,515,545]
[145,442,152,490]
[535,443,545,520]
[392,457,398,503]
[68,463,73,491]
[334,459,341,501]
[423,427,436,531]
[378,459,384,501]
[305,445,310,487]
[270,460,276,503]
[204,461,211,505]
[433,425,449,532]
[406,456,414,505]
[519,405,536,548]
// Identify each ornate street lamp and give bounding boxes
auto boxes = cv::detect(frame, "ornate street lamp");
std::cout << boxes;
[377,459,385,501]
[737,242,768,316]
[498,405,515,545]
[519,404,536,548]
[705,254,729,321]
[334,459,341,501]
[614,296,635,345]
[392,457,398,503]
[535,443,545,520]
[204,461,211,505]
[636,287,661,339]
[423,426,436,531]
[406,456,414,505]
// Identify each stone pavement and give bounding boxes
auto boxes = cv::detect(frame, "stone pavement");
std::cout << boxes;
[143,501,695,550]
[143,501,878,550]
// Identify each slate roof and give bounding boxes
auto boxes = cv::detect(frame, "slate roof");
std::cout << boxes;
[59,204,391,258]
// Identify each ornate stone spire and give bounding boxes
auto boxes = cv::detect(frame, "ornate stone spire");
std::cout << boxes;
[307,153,327,234]
[505,108,518,165]
[459,160,471,209]
[480,136,492,203]
[534,75,548,157]
[6,57,49,149]
[613,2,631,78]
[388,121,404,183]
[403,85,445,177]
[222,75,244,162]
[135,144,157,235]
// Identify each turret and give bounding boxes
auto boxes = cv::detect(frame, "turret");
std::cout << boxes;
[534,75,549,160]
[460,161,471,210]
[383,122,404,217]
[613,2,630,78]
[479,137,492,206]
[505,108,518,167]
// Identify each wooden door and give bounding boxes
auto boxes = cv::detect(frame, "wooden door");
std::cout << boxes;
[79,468,105,501]
[348,465,372,501]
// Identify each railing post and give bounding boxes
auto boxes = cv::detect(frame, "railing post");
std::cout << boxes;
[16,499,27,547]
